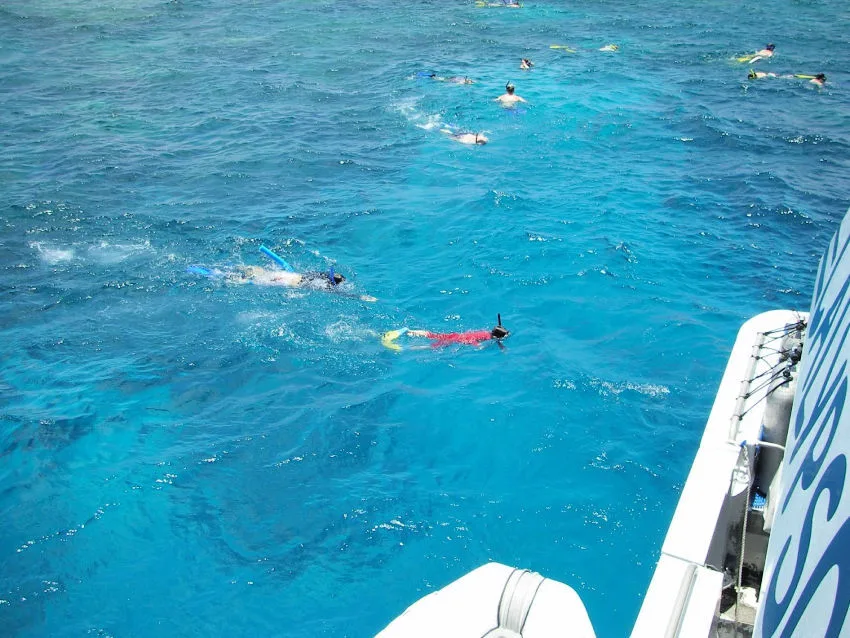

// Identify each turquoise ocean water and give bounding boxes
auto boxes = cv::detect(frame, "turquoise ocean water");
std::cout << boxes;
[1,1,849,636]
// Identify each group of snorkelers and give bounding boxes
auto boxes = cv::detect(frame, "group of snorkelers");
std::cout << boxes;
[189,35,825,351]
[188,247,510,351]
[419,74,528,146]
[420,35,623,147]
[740,43,827,87]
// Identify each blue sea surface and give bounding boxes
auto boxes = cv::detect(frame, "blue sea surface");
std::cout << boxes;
[1,0,848,636]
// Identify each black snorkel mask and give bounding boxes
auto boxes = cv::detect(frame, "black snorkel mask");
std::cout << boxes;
[491,313,509,339]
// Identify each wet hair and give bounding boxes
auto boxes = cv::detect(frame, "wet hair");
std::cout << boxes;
[506,82,515,93]
[815,73,826,81]
[748,70,757,79]
[766,43,775,51]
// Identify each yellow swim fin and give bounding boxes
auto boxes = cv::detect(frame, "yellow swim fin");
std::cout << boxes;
[381,328,408,351]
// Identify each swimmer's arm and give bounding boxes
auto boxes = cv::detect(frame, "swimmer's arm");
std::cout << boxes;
[407,330,429,337]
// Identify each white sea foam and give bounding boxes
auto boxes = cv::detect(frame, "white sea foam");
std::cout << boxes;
[30,242,75,263]
[87,240,153,264]
[590,378,670,398]
[393,96,444,131]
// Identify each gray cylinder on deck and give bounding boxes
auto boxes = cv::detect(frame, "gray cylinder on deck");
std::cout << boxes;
[754,369,796,494]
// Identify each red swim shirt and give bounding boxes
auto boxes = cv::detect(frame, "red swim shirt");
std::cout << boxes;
[425,330,493,347]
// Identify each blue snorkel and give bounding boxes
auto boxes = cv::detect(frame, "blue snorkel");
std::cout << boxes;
[259,245,293,271]
[327,266,338,286]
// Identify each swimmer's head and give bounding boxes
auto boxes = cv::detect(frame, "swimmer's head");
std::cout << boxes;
[748,70,757,79]
[242,266,256,279]
[766,43,775,51]
[506,82,515,93]
[815,73,826,82]
[304,269,345,288]
[490,313,509,339]
[327,267,345,286]
[474,133,489,145]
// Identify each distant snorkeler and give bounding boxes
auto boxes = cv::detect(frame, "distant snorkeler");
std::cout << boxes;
[381,315,510,351]
[737,43,775,64]
[520,58,534,70]
[431,74,475,84]
[440,126,489,145]
[747,70,781,80]
[804,72,827,87]
[748,70,826,86]
[598,43,619,52]
[495,82,527,107]
[475,0,522,7]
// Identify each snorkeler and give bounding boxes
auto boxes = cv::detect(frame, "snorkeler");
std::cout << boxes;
[520,58,534,70]
[447,131,488,145]
[440,126,488,145]
[381,316,509,351]
[188,246,377,302]
[475,0,522,7]
[431,74,475,84]
[599,44,619,52]
[748,70,826,86]
[495,82,527,106]
[747,70,780,80]
[737,43,775,64]
[227,265,377,302]
[806,73,827,87]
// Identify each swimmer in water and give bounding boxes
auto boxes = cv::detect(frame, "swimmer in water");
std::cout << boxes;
[382,316,509,351]
[738,43,775,64]
[495,82,527,107]
[440,128,489,145]
[808,73,827,87]
[228,265,378,302]
[748,70,826,87]
[599,44,619,52]
[476,0,521,7]
[520,58,534,70]
[747,70,780,79]
[432,74,475,84]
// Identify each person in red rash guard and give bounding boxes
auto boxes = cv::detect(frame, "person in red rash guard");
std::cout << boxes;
[407,316,509,348]
[407,328,496,347]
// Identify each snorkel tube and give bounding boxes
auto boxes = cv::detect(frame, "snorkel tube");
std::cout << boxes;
[259,245,293,271]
